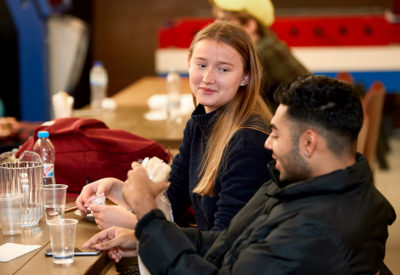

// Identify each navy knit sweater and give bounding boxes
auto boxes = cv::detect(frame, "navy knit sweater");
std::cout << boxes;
[167,105,272,231]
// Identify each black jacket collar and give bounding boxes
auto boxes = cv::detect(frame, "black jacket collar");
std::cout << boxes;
[267,153,372,201]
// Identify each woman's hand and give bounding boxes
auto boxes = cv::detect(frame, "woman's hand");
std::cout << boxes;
[89,204,137,230]
[75,177,124,215]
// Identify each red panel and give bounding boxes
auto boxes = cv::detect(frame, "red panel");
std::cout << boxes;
[389,23,400,43]
[270,15,390,46]
[158,15,400,48]
[158,18,213,48]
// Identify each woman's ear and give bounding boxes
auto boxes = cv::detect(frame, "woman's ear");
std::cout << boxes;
[240,74,249,86]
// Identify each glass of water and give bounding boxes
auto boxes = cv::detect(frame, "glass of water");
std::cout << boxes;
[48,218,78,265]
[43,184,68,222]
[0,193,23,236]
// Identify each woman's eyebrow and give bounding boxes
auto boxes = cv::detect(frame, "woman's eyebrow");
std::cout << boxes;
[217,61,234,66]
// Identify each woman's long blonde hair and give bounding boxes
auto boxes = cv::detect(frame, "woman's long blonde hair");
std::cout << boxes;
[190,21,272,196]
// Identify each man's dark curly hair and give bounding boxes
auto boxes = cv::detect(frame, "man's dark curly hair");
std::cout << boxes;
[274,75,364,154]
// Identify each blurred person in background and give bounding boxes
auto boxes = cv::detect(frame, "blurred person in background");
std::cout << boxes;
[0,99,39,153]
[211,0,310,112]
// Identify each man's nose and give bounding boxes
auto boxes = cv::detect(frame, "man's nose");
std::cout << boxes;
[265,135,272,150]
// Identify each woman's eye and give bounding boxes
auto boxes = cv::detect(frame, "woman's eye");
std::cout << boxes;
[218,67,229,72]
[197,63,206,68]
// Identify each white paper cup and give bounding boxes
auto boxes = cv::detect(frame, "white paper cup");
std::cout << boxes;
[47,218,78,265]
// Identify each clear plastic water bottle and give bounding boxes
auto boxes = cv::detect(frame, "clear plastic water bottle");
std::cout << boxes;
[166,70,181,122]
[90,60,108,109]
[33,131,56,185]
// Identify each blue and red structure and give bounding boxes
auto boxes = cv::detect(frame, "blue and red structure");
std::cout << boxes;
[156,13,400,93]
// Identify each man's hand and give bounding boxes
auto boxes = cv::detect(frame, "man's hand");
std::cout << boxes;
[82,226,138,262]
[122,162,169,219]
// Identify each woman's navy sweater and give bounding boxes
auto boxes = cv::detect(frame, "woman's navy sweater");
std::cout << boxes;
[167,105,272,231]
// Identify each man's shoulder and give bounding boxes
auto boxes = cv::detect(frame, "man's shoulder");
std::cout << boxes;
[257,32,288,52]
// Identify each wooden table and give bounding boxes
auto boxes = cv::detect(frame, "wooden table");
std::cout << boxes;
[73,76,193,149]
[0,211,111,275]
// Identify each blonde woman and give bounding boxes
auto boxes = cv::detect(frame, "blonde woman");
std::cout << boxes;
[76,21,273,231]
[168,20,272,230]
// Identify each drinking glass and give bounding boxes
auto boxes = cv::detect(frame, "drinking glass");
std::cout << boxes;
[48,218,78,265]
[0,193,23,235]
[43,184,68,222]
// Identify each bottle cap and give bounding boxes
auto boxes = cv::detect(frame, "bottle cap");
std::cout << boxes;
[38,131,49,138]
[93,60,104,67]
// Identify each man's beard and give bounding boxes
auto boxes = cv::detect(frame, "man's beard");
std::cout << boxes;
[279,144,311,184]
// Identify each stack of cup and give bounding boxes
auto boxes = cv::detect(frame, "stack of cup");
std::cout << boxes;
[43,184,80,265]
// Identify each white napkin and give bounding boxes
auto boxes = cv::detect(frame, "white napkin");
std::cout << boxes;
[0,243,41,262]
[147,94,194,112]
[144,110,167,121]
[147,94,168,110]
[145,94,194,121]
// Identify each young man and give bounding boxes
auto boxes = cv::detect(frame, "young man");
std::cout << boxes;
[210,0,310,112]
[84,75,396,274]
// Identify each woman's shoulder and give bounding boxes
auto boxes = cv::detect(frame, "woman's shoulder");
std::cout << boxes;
[230,127,269,151]
[234,126,269,138]
[237,115,270,139]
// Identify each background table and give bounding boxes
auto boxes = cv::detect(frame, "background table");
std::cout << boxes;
[73,76,193,149]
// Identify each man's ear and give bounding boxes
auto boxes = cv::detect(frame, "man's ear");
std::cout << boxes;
[301,129,318,158]
[242,18,258,35]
